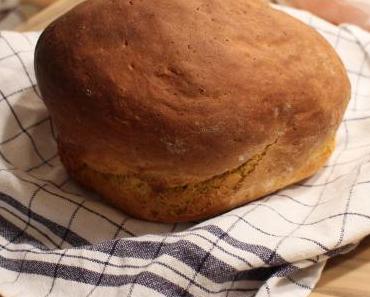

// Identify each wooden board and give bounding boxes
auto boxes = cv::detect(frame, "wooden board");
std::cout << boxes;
[16,1,370,296]
[312,237,370,297]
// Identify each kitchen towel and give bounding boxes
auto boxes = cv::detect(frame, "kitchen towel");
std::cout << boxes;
[0,5,370,297]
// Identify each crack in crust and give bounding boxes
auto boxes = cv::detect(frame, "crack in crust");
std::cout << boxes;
[61,135,285,221]
[233,136,280,191]
[58,133,335,223]
[75,136,280,193]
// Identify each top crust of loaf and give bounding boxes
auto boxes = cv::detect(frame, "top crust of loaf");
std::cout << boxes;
[35,0,350,187]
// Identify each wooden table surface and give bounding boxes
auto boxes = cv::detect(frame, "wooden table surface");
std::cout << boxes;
[15,1,370,296]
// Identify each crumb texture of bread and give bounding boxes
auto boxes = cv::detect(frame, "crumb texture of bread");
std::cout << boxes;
[35,0,350,222]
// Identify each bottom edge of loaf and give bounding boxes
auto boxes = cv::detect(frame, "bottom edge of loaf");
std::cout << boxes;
[59,138,335,223]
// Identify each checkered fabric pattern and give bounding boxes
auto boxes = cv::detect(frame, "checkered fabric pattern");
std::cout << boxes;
[0,5,370,297]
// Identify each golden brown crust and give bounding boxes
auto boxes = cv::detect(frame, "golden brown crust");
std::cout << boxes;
[35,0,350,222]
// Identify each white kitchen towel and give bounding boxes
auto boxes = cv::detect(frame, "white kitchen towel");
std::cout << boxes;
[0,5,369,297]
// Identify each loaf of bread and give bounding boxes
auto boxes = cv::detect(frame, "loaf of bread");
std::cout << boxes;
[35,0,350,223]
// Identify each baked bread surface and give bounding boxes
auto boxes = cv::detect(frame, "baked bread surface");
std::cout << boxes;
[35,0,350,222]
